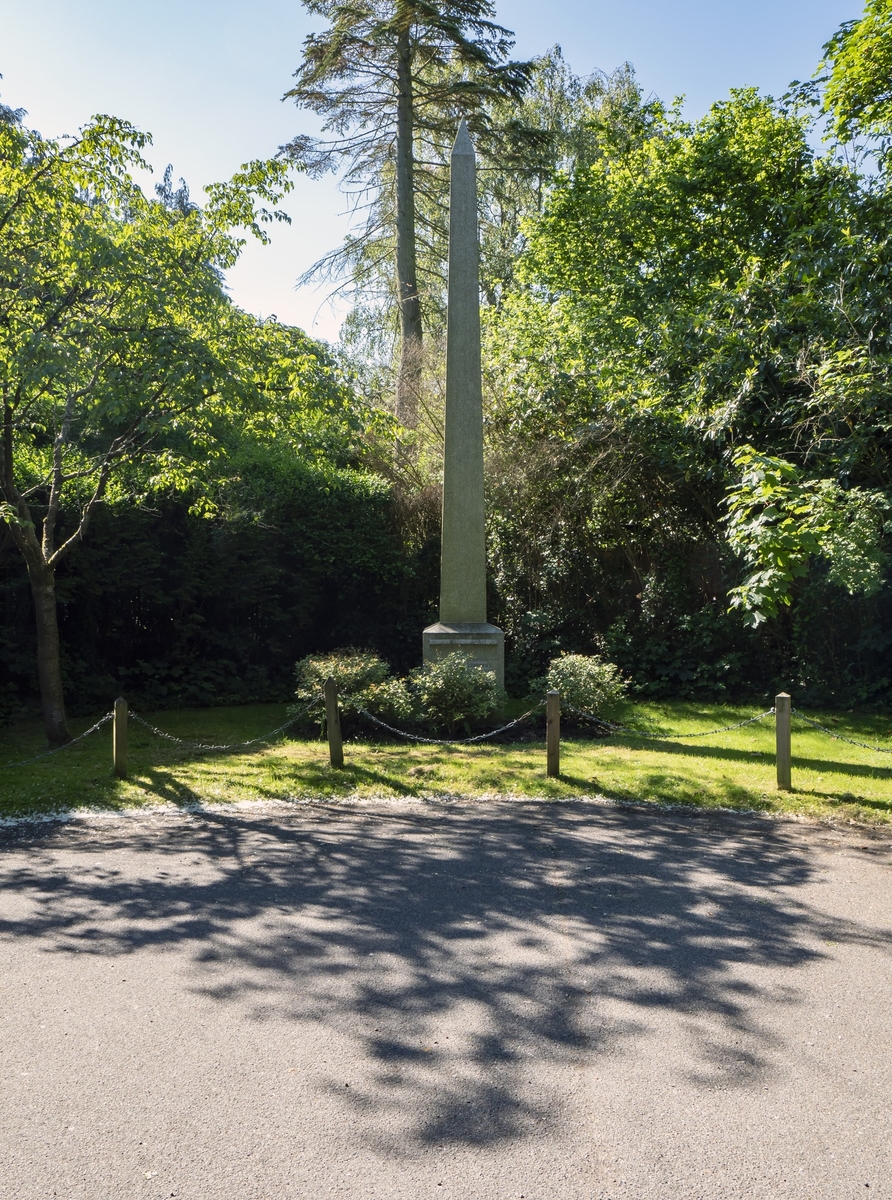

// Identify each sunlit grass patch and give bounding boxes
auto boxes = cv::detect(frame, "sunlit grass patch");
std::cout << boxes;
[1,700,890,825]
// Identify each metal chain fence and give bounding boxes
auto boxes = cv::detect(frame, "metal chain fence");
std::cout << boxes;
[792,709,892,755]
[357,701,545,745]
[6,693,890,785]
[565,704,776,741]
[129,695,324,753]
[1,712,114,769]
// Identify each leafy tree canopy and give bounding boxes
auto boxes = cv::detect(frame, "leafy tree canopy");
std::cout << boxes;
[486,88,892,629]
[0,100,378,740]
[822,0,892,142]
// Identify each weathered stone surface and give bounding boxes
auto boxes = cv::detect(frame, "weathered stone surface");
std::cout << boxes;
[422,621,505,691]
[424,120,504,685]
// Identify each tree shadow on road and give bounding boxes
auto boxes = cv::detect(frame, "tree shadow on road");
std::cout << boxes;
[1,802,889,1155]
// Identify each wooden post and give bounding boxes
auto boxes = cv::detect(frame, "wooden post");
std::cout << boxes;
[775,692,792,791]
[546,690,560,778]
[113,697,128,780]
[324,676,344,769]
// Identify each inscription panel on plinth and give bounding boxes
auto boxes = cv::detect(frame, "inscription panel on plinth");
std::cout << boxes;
[422,622,505,691]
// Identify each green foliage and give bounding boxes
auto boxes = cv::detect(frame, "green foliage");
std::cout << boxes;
[290,648,424,726]
[203,158,295,250]
[1,448,427,716]
[0,106,299,567]
[409,653,503,734]
[360,676,418,723]
[484,84,892,704]
[542,653,626,715]
[725,447,888,625]
[0,97,419,734]
[293,649,390,708]
[290,649,505,734]
[822,0,892,142]
[515,89,818,370]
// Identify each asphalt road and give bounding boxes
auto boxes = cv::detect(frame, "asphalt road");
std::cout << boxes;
[1,799,890,1200]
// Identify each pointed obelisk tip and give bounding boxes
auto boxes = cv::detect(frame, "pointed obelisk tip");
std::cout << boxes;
[452,118,474,157]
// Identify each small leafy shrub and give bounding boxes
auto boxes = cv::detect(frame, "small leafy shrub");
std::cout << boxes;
[542,653,626,716]
[290,648,506,736]
[410,652,503,734]
[359,676,418,724]
[290,649,389,720]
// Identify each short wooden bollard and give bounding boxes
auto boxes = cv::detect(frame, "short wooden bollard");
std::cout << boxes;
[113,697,128,779]
[546,690,560,778]
[775,691,792,791]
[324,676,344,769]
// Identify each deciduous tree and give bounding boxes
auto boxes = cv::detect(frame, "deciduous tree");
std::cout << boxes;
[821,0,892,143]
[0,105,292,743]
[485,89,892,669]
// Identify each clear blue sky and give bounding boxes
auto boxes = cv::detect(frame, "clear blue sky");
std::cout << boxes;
[2,0,858,341]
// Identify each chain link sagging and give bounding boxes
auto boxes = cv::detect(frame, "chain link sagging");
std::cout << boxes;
[7,695,889,776]
[565,704,777,740]
[129,695,323,753]
[357,702,545,745]
[1,712,114,769]
[792,709,892,754]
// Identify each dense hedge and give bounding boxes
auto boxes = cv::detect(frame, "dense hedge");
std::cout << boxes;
[3,463,888,715]
[0,464,439,719]
[3,461,890,719]
[488,533,892,707]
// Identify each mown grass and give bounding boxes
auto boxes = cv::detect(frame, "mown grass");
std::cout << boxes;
[1,700,891,826]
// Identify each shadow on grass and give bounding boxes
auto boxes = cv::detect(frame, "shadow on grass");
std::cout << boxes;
[575,734,892,779]
[562,758,892,814]
[1,803,890,1152]
[803,790,892,814]
[557,770,778,812]
[131,760,422,806]
[131,768,205,807]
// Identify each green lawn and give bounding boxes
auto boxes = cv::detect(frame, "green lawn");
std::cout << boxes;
[1,700,891,826]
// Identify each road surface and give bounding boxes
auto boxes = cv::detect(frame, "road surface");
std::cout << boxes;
[1,798,890,1199]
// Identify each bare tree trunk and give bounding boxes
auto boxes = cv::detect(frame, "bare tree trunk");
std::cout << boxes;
[28,561,71,746]
[395,23,423,428]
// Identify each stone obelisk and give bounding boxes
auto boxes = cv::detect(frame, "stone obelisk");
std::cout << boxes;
[422,121,504,688]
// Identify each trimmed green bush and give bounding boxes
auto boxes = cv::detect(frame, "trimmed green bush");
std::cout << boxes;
[359,676,418,724]
[291,648,389,715]
[542,652,627,716]
[290,648,507,736]
[410,652,504,734]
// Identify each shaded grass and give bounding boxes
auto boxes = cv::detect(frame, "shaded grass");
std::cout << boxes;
[1,700,891,825]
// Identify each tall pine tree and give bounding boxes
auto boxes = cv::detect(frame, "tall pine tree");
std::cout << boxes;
[283,0,534,426]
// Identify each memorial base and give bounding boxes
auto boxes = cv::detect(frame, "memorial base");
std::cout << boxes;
[422,622,505,692]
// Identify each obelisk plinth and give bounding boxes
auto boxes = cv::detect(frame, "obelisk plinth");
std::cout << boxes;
[423,121,504,688]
